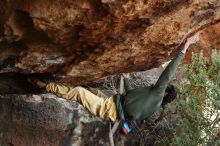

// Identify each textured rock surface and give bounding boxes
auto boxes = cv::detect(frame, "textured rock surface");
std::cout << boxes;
[0,94,110,146]
[0,0,219,85]
[185,23,220,62]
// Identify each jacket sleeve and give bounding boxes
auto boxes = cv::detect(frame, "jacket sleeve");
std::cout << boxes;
[124,78,133,92]
[154,52,185,91]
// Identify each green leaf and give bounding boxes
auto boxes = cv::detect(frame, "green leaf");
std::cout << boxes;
[213,100,220,110]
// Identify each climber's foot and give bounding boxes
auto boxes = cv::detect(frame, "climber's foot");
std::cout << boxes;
[28,78,47,88]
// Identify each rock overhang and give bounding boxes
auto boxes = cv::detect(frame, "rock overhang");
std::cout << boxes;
[0,0,219,86]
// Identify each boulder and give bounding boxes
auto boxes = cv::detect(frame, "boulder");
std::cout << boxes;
[0,0,219,85]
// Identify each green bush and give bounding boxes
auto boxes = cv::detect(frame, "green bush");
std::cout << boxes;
[164,50,220,146]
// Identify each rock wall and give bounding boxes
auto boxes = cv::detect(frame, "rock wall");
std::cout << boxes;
[0,94,110,146]
[185,23,220,62]
[0,0,219,85]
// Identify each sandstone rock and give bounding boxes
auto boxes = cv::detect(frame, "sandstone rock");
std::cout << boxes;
[0,93,112,146]
[0,0,219,85]
[185,23,220,62]
[0,94,110,146]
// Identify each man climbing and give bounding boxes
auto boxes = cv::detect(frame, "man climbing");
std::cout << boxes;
[31,33,200,123]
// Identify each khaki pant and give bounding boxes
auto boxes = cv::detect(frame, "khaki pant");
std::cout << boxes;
[46,83,117,121]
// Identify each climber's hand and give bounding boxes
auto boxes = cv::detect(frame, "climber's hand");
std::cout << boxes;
[122,73,130,79]
[181,32,200,54]
[187,32,200,45]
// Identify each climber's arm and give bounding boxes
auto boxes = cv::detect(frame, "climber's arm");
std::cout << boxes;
[122,73,133,92]
[155,33,200,91]
[154,50,185,90]
[124,78,133,91]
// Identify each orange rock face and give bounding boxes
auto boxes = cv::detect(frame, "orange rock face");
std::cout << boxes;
[0,0,219,85]
[185,23,220,62]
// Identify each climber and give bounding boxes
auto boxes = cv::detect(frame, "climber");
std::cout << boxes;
[30,33,200,124]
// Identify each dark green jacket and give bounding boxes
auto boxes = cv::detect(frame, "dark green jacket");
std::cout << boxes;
[115,52,185,120]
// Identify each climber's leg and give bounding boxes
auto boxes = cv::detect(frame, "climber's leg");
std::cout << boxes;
[46,83,117,121]
[87,87,109,99]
